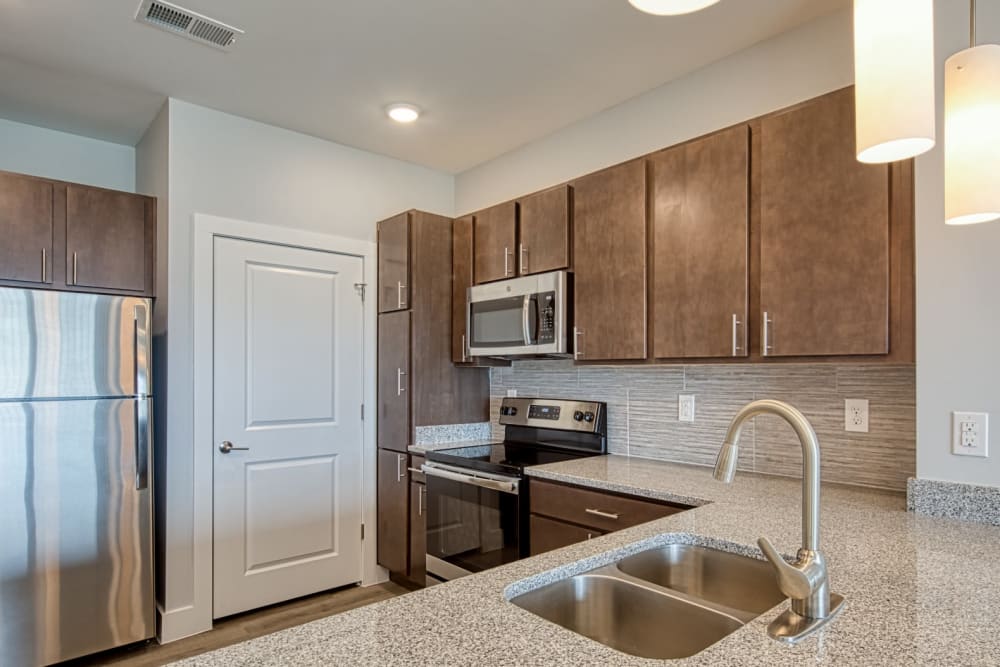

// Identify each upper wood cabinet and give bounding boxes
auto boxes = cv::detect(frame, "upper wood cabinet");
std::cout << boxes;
[0,172,54,286]
[66,185,151,293]
[517,185,572,276]
[651,126,750,359]
[452,215,474,363]
[573,160,647,361]
[473,201,517,284]
[0,171,155,297]
[759,88,891,357]
[377,212,410,313]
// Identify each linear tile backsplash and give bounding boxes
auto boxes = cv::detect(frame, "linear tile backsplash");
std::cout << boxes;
[490,361,915,491]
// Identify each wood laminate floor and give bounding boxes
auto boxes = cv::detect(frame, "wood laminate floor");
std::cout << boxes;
[63,582,411,667]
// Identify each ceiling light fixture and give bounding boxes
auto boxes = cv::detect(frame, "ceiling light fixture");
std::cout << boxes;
[945,0,1000,225]
[627,0,720,17]
[386,103,421,124]
[853,0,936,163]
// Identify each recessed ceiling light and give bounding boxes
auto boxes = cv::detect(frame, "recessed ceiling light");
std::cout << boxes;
[628,0,721,16]
[386,103,421,123]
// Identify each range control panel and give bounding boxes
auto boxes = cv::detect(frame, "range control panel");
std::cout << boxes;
[498,397,606,434]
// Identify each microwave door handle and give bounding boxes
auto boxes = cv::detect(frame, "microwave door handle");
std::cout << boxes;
[522,295,534,345]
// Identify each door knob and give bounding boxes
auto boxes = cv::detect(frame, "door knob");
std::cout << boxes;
[219,441,249,453]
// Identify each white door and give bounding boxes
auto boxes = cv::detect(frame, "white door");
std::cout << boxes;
[212,236,365,618]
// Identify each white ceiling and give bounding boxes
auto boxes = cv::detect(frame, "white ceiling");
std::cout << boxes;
[0,0,848,173]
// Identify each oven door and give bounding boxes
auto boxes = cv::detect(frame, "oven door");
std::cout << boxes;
[467,270,568,357]
[422,463,522,580]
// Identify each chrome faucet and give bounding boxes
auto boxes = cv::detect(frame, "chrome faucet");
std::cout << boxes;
[713,399,844,644]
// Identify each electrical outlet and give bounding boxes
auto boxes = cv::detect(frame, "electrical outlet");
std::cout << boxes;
[678,395,695,422]
[506,389,517,398]
[844,399,869,433]
[952,411,989,457]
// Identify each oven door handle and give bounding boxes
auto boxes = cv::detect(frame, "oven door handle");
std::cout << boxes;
[421,465,520,495]
[521,295,534,345]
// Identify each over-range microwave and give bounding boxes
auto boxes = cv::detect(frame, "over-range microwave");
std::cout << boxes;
[467,270,572,357]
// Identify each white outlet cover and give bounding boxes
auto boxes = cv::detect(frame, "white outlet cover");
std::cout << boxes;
[844,398,869,433]
[952,411,989,457]
[506,389,517,398]
[678,395,695,422]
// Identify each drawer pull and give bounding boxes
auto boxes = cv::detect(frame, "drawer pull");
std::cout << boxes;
[584,508,619,520]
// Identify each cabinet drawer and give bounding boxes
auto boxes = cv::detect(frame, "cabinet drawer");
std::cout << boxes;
[529,514,603,556]
[530,479,687,532]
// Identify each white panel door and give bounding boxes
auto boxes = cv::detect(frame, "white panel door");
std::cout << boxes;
[213,236,364,618]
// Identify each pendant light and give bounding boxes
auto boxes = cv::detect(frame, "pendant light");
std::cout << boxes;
[853,0,936,163]
[628,0,720,16]
[945,0,1000,225]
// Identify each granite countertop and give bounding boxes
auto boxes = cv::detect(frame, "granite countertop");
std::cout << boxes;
[174,456,1000,666]
[408,438,496,454]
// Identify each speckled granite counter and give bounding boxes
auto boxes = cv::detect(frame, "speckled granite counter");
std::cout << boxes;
[173,456,1000,666]
[408,438,495,454]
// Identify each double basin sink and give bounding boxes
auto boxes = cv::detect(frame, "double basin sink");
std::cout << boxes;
[509,543,786,660]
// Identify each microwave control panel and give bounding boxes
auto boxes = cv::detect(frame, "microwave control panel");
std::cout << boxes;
[537,292,556,344]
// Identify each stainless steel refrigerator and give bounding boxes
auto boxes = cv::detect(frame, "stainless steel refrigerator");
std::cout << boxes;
[0,288,155,666]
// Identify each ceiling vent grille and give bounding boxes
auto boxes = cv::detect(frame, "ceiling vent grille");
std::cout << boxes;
[135,0,243,50]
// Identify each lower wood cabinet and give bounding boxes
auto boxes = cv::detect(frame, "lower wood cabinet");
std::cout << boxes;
[376,449,409,576]
[528,478,689,555]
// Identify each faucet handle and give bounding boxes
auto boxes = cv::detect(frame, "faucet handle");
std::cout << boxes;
[758,537,820,600]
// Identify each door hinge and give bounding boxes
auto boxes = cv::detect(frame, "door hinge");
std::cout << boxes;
[361,524,365,540]
[353,282,367,301]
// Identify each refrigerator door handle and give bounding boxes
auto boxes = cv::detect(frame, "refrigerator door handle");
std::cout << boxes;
[135,397,151,490]
[134,303,151,398]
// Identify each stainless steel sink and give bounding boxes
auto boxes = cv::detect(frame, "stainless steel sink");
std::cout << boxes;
[509,543,786,659]
[616,543,786,621]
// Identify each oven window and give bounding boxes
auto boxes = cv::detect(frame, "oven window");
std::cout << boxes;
[426,475,521,574]
[469,296,526,348]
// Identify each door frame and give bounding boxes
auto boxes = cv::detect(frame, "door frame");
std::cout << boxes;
[191,213,384,630]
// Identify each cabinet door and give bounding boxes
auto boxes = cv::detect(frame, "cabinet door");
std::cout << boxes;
[377,310,410,449]
[378,212,410,313]
[529,514,602,556]
[0,172,54,285]
[473,201,516,284]
[652,126,750,359]
[452,216,473,363]
[518,185,571,275]
[66,185,149,292]
[760,88,890,357]
[572,160,647,361]
[409,480,426,585]
[376,449,409,575]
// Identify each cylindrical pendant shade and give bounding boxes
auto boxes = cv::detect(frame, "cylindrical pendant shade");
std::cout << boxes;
[628,0,720,16]
[853,0,936,163]
[945,44,1000,225]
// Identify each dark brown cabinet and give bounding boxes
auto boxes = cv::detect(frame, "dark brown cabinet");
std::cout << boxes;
[651,126,750,359]
[0,170,156,297]
[759,88,891,357]
[409,475,426,585]
[377,310,410,451]
[517,185,571,276]
[473,201,517,284]
[452,215,474,363]
[529,514,602,556]
[377,449,409,575]
[572,159,648,361]
[0,172,54,285]
[377,212,410,313]
[66,185,151,293]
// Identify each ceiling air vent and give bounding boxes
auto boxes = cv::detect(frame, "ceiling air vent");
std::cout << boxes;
[135,0,244,50]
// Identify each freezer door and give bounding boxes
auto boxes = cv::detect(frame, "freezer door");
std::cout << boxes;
[0,398,155,666]
[0,288,152,400]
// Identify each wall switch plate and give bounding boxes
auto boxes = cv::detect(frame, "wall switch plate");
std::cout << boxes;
[678,395,695,422]
[506,389,517,398]
[844,399,869,433]
[952,411,989,457]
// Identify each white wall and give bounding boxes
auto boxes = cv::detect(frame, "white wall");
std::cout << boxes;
[154,98,454,641]
[914,1,1000,488]
[0,117,135,191]
[456,9,854,214]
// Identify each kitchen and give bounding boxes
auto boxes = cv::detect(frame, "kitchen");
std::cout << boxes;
[0,0,998,665]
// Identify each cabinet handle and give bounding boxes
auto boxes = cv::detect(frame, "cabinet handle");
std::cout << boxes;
[731,314,742,356]
[397,281,406,308]
[519,243,528,274]
[71,252,78,286]
[41,248,47,283]
[396,454,405,482]
[584,508,619,520]
[418,485,425,516]
[573,327,583,360]
[461,333,468,363]
[762,311,773,357]
[503,247,510,276]
[396,368,406,395]
[587,532,595,540]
